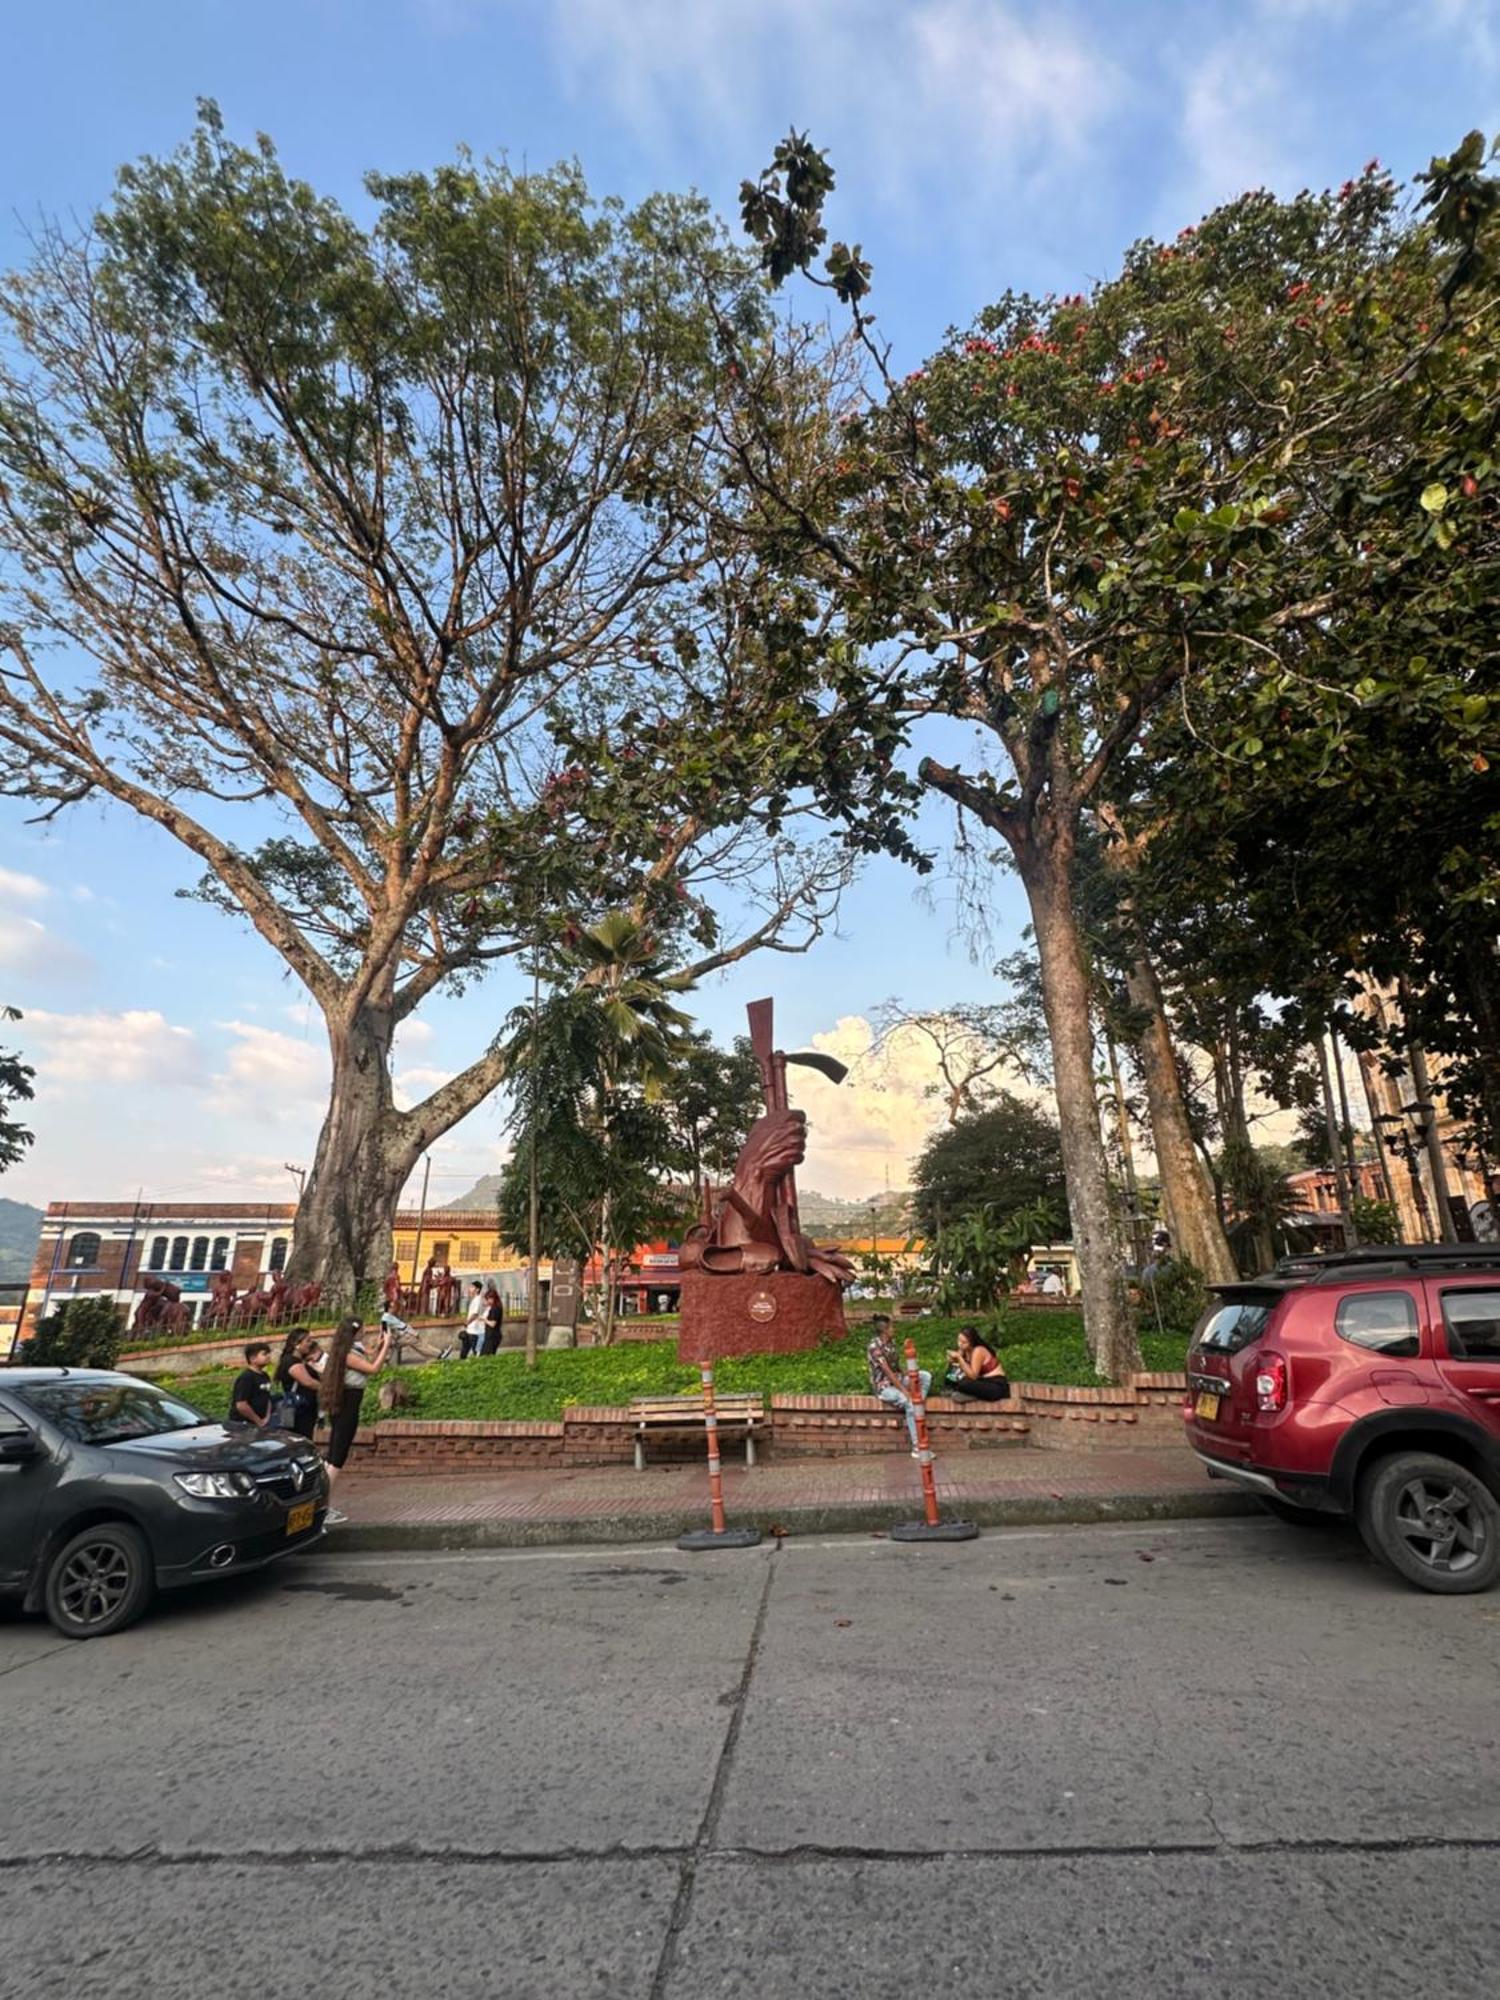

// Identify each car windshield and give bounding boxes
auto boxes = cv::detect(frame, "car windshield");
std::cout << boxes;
[11,1379,211,1447]
[1193,1300,1273,1354]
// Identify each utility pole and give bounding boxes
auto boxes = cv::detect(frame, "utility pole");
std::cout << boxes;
[410,1155,433,1306]
[526,948,541,1371]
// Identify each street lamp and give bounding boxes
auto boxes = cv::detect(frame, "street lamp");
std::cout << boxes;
[1373,1110,1434,1241]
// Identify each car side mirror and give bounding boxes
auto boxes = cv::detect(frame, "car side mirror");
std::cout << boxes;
[0,1431,43,1464]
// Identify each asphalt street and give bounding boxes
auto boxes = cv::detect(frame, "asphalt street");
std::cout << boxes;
[2,1516,1497,1999]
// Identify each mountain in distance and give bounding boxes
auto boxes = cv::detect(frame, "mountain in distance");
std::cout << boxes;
[442,1174,912,1237]
[445,1174,504,1214]
[0,1196,43,1285]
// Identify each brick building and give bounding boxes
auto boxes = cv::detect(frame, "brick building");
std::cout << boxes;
[25,1201,298,1333]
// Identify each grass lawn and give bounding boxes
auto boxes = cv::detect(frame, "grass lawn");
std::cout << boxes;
[155,1310,1190,1426]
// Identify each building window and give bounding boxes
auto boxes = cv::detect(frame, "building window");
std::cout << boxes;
[189,1236,209,1273]
[65,1232,101,1271]
[394,1237,415,1260]
[269,1237,289,1273]
[210,1237,230,1272]
[147,1236,169,1272]
[169,1236,189,1273]
[459,1240,481,1264]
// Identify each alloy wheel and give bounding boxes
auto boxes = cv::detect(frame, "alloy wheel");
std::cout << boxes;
[57,1542,135,1627]
[1392,1475,1487,1576]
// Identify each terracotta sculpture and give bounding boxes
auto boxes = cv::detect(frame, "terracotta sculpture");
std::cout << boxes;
[134,1273,188,1336]
[677,999,853,1363]
[204,1271,238,1329]
[265,1269,290,1324]
[383,1263,404,1312]
[681,999,853,1287]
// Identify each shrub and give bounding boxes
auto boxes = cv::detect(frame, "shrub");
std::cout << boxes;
[1351,1196,1400,1245]
[1138,1257,1207,1340]
[28,1295,124,1369]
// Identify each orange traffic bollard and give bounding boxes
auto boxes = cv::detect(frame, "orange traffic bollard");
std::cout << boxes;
[677,1362,762,1551]
[890,1336,979,1543]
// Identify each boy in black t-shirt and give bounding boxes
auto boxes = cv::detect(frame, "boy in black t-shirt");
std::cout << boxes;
[229,1343,274,1428]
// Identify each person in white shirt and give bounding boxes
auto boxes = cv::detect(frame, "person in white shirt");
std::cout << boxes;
[462,1280,486,1359]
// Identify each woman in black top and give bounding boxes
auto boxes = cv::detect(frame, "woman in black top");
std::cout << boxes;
[274,1327,322,1439]
[481,1283,504,1356]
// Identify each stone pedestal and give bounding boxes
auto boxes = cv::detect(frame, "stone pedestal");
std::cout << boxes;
[676,1269,846,1363]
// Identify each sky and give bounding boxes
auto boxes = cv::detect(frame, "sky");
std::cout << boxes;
[0,0,1493,1210]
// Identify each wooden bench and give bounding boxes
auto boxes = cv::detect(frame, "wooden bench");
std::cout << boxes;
[629,1393,764,1472]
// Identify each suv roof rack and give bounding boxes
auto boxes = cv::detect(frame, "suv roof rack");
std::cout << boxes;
[1270,1244,1500,1284]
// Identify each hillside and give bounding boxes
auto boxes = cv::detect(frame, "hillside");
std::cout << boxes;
[0,1196,43,1285]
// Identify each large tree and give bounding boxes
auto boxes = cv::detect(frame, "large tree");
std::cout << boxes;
[721,141,1439,1375]
[0,110,847,1296]
[0,1006,34,1175]
[909,1095,1066,1241]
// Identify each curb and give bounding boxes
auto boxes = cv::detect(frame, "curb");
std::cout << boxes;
[328,1485,1258,1552]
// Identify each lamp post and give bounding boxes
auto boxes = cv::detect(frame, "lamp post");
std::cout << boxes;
[1374,1110,1434,1242]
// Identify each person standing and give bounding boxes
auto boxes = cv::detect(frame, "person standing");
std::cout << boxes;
[481,1282,504,1356]
[866,1313,929,1454]
[229,1342,275,1428]
[462,1281,486,1359]
[317,1317,392,1505]
[273,1327,323,1437]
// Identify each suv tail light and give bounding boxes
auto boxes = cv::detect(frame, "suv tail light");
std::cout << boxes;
[1254,1352,1288,1413]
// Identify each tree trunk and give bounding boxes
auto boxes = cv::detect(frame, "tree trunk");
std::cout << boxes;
[1019,834,1140,1380]
[1124,952,1239,1285]
[286,1005,415,1307]
[1105,1033,1147,1273]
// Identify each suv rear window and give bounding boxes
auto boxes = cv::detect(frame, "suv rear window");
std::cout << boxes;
[1193,1301,1272,1353]
[1335,1290,1419,1357]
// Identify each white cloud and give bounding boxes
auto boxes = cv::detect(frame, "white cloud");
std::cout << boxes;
[210,1020,329,1118]
[394,1063,455,1110]
[396,1018,436,1050]
[0,865,49,903]
[20,1007,203,1089]
[548,0,1115,225]
[787,1012,971,1197]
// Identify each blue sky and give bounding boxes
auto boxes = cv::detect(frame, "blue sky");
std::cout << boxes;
[1,0,1493,1208]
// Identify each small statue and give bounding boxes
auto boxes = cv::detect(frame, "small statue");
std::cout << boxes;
[265,1269,290,1324]
[383,1263,404,1312]
[135,1273,187,1336]
[204,1271,238,1329]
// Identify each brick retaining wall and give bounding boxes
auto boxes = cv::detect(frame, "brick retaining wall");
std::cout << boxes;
[333,1372,1188,1474]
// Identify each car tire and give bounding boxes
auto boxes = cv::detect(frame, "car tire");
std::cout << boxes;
[1355,1451,1500,1595]
[1258,1495,1343,1529]
[43,1522,155,1639]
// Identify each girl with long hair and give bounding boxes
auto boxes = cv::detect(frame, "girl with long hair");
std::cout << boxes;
[274,1326,322,1439]
[318,1316,392,1488]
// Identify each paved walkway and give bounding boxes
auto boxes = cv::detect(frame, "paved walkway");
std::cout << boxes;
[335,1441,1253,1547]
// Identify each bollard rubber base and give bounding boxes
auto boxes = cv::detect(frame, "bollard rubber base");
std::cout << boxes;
[676,1526,764,1551]
[890,1519,980,1543]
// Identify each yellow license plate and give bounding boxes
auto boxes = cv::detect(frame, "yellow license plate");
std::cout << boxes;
[1194,1392,1221,1422]
[286,1500,316,1535]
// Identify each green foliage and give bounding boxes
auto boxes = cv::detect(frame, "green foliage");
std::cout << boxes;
[1139,1258,1209,1339]
[909,1096,1066,1239]
[30,1295,123,1368]
[160,1309,1188,1420]
[0,1005,35,1174]
[1351,1196,1401,1245]
[924,1201,1059,1314]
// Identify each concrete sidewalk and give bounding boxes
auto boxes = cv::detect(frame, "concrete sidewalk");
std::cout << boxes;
[333,1440,1255,1548]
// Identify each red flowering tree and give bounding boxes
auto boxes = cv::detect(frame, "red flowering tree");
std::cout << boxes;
[724,137,1443,1376]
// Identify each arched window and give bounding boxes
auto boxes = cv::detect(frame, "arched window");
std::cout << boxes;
[189,1237,209,1272]
[168,1237,189,1273]
[210,1237,230,1272]
[147,1237,169,1272]
[269,1237,289,1273]
[65,1232,101,1270]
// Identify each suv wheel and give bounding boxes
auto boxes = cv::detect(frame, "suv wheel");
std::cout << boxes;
[1356,1452,1500,1595]
[43,1523,154,1639]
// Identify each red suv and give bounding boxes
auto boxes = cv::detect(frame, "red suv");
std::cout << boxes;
[1184,1245,1500,1593]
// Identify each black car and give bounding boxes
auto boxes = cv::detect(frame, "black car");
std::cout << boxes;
[0,1368,328,1638]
